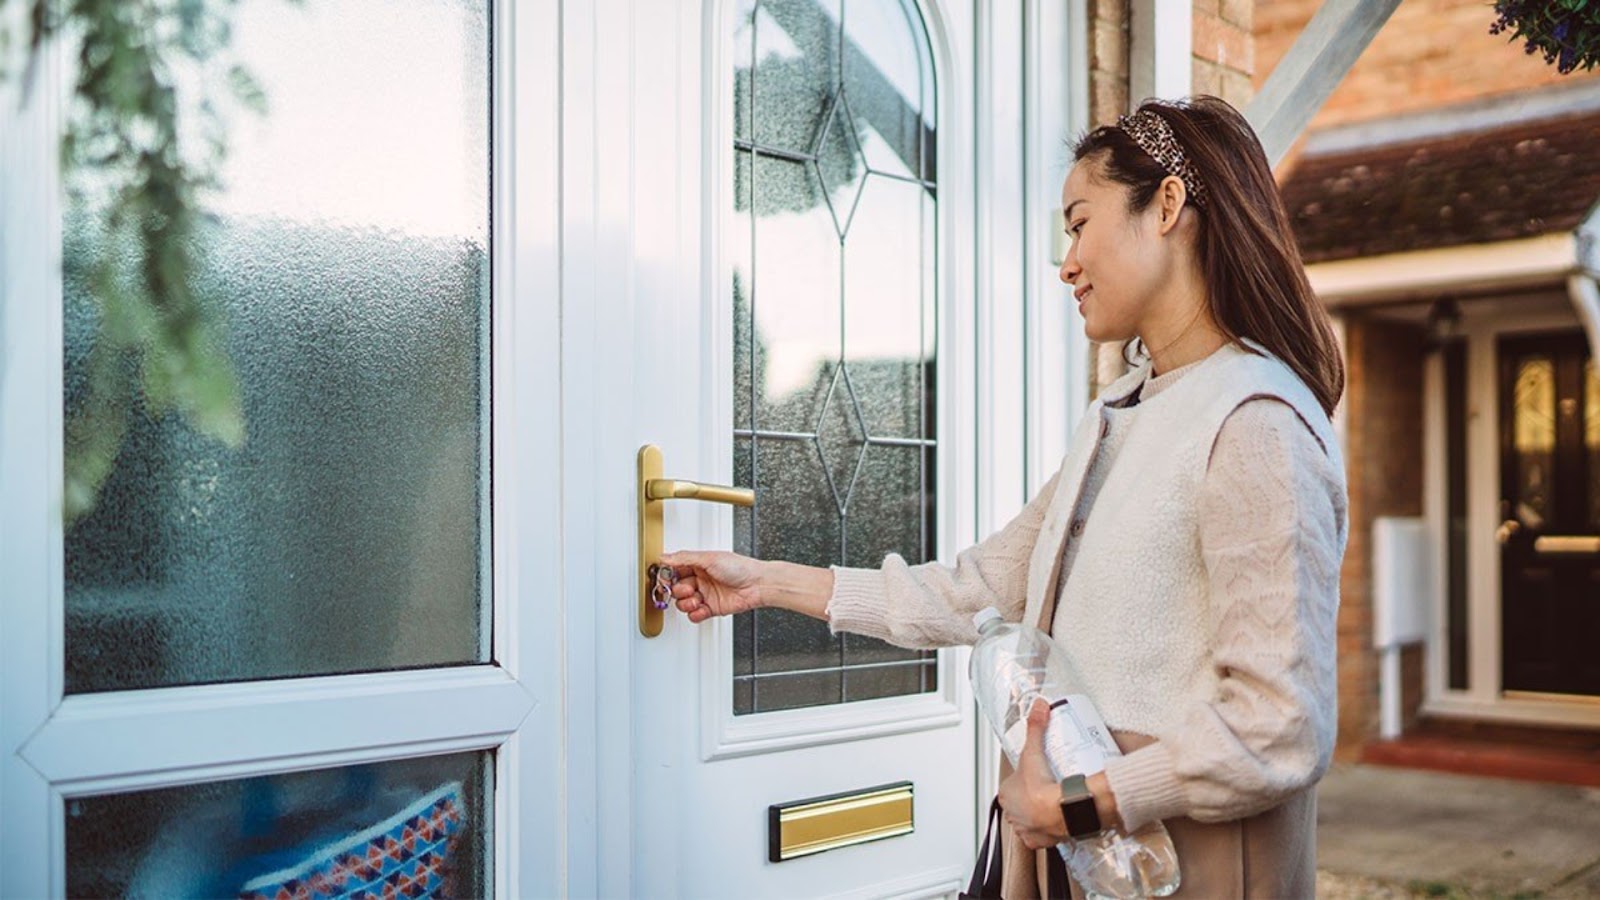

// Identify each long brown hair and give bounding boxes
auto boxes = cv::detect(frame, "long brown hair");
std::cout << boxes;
[1073,96,1345,417]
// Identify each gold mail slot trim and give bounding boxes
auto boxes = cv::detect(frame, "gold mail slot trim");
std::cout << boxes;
[1534,535,1600,554]
[768,781,914,862]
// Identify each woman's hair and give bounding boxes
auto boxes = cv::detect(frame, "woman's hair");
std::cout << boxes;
[1073,96,1345,417]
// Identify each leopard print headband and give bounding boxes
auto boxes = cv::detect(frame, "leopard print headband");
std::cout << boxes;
[1117,109,1209,209]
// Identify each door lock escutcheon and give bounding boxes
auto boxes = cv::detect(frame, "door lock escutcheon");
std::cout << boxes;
[637,444,754,637]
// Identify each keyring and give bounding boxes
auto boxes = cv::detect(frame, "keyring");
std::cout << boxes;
[647,563,678,611]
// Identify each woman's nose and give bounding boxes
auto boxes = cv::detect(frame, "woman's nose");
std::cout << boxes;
[1059,253,1079,286]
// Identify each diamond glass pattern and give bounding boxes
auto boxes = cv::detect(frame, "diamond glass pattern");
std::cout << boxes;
[815,93,870,238]
[815,365,870,513]
[733,0,938,715]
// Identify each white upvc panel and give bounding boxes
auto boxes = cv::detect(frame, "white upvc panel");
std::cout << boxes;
[499,0,567,897]
[1,28,68,900]
[1129,0,1190,105]
[21,667,532,792]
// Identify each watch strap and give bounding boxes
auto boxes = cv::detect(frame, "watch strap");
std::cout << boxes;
[1058,774,1102,839]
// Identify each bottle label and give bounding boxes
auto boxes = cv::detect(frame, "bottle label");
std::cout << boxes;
[1044,694,1118,777]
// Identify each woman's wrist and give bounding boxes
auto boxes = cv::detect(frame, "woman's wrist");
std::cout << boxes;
[1087,771,1122,832]
[756,560,834,621]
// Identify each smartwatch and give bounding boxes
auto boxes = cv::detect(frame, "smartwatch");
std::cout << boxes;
[1058,774,1103,839]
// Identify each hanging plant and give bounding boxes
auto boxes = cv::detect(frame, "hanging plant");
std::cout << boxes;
[2,0,280,525]
[1490,0,1600,74]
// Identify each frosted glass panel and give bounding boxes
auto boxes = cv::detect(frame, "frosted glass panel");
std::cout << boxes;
[732,0,936,715]
[62,0,491,692]
[751,0,841,154]
[67,752,491,899]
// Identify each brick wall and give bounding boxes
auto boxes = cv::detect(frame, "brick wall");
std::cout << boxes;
[1335,314,1426,757]
[1194,0,1254,108]
[1089,0,1130,124]
[1255,0,1600,131]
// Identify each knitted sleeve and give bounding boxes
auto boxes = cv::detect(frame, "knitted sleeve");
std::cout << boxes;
[1102,397,1347,830]
[824,468,1061,649]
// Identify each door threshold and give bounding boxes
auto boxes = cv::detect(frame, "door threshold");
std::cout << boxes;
[1359,733,1600,787]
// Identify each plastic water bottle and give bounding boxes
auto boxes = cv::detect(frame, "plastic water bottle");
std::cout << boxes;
[969,607,1181,899]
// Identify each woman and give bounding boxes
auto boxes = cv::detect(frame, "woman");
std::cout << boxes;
[662,95,1347,898]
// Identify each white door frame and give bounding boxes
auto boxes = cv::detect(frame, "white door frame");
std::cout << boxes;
[1420,297,1600,729]
[971,0,1094,807]
[0,4,564,895]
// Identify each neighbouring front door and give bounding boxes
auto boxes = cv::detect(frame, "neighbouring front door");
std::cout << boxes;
[1498,331,1600,698]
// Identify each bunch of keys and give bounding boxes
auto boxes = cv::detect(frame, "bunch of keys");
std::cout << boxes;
[647,563,679,611]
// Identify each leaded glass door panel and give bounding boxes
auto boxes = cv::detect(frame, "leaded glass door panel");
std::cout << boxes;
[731,0,940,715]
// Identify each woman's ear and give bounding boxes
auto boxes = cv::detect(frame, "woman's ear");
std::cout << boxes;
[1155,175,1187,235]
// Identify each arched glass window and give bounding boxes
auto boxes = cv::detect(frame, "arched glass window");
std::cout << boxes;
[730,0,938,714]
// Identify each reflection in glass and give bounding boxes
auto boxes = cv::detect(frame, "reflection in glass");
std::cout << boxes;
[1513,357,1555,527]
[732,0,937,714]
[62,0,491,692]
[67,751,492,899]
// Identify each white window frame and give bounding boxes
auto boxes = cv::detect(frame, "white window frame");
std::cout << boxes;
[0,3,565,895]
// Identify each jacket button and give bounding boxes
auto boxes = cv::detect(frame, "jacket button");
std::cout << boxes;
[1070,519,1085,537]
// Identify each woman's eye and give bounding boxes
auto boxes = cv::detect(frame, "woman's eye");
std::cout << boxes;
[1069,221,1084,235]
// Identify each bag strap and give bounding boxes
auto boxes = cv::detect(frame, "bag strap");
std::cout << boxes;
[961,797,1005,898]
[1045,840,1072,899]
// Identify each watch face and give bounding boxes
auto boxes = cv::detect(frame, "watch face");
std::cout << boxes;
[1062,796,1101,838]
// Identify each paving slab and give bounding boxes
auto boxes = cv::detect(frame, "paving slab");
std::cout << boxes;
[1316,764,1600,897]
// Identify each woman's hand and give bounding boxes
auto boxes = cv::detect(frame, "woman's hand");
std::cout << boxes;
[659,550,765,623]
[998,699,1124,850]
[998,698,1071,851]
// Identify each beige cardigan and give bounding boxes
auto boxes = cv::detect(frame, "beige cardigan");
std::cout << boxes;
[828,345,1346,898]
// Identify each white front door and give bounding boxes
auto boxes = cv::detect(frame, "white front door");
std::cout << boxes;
[565,1,1086,896]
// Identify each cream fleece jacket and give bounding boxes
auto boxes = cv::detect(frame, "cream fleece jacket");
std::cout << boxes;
[825,357,1346,832]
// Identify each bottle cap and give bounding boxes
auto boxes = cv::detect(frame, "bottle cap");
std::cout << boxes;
[972,607,1003,632]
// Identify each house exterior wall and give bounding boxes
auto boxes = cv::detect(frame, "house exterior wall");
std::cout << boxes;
[1335,314,1426,757]
[1193,0,1254,106]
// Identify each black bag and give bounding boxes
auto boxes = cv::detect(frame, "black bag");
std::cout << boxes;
[961,796,1072,899]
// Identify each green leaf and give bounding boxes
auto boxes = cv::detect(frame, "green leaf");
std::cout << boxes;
[226,63,266,115]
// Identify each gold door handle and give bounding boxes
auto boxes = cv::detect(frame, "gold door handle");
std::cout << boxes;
[637,444,754,637]
[645,478,754,506]
[1533,535,1600,554]
[1495,519,1521,545]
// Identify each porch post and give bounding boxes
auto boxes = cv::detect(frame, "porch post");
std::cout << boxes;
[1245,0,1402,168]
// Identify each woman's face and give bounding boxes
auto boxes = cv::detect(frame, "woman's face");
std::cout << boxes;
[1058,157,1174,343]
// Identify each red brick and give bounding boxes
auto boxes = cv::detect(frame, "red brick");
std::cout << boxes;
[1191,57,1223,98]
[1092,16,1128,75]
[1220,0,1252,29]
[1193,9,1253,72]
